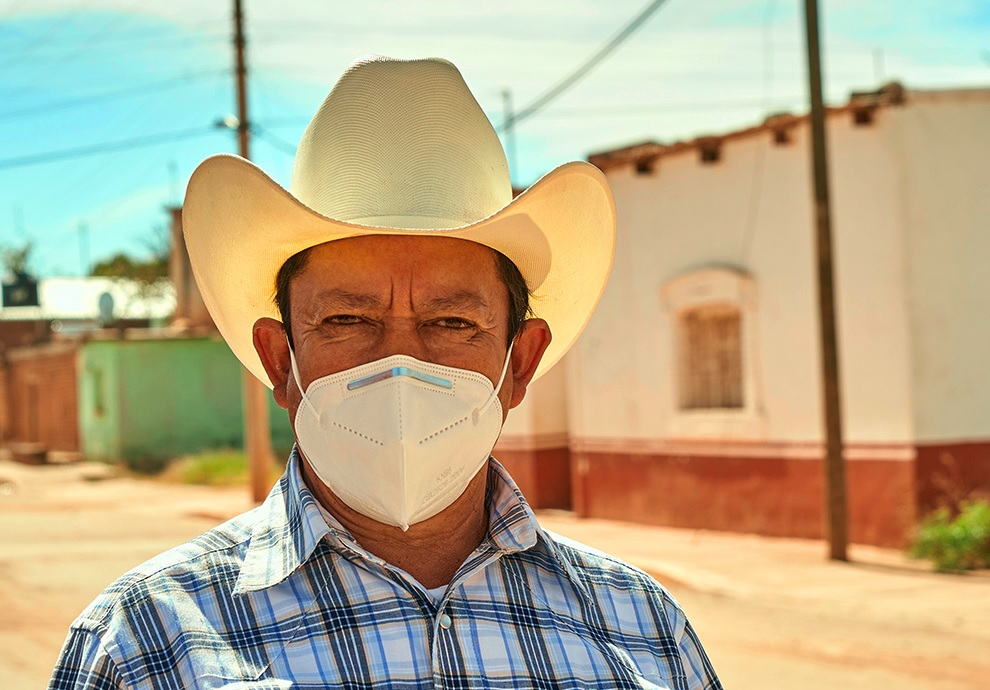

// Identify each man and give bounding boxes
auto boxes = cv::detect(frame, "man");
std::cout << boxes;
[50,56,722,689]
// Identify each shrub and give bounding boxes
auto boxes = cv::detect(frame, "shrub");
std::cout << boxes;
[155,449,287,487]
[910,500,990,571]
[160,450,249,486]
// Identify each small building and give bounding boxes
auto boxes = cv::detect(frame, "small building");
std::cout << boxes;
[0,276,292,467]
[497,83,990,547]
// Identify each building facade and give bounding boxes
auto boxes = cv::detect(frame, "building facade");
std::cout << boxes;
[496,84,990,547]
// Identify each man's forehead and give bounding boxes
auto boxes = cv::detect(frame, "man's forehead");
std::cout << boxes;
[307,286,496,313]
[292,235,506,301]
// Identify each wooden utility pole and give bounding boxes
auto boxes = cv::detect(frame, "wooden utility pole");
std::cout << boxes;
[233,0,274,503]
[803,0,848,561]
[501,89,518,184]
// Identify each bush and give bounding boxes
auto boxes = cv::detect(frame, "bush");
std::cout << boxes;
[910,500,990,571]
[160,450,249,486]
[155,449,287,487]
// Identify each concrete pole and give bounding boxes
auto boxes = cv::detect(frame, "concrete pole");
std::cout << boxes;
[234,0,274,503]
[803,0,849,561]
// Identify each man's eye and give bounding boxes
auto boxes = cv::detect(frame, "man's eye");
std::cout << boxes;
[325,314,363,325]
[434,317,475,329]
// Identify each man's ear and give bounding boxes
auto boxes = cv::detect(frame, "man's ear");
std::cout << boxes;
[507,318,552,410]
[253,317,292,409]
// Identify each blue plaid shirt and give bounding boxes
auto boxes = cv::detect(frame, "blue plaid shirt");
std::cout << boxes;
[50,450,721,689]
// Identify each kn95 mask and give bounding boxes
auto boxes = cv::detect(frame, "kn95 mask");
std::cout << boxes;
[289,346,512,530]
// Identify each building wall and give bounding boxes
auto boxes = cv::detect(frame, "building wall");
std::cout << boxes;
[894,91,990,510]
[894,91,990,442]
[564,93,990,546]
[79,337,294,466]
[575,108,916,448]
[495,354,572,508]
[571,446,915,547]
[3,342,80,452]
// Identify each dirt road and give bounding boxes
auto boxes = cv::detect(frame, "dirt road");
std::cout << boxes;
[2,459,987,689]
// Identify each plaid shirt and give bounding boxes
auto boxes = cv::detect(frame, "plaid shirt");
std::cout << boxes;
[50,450,722,689]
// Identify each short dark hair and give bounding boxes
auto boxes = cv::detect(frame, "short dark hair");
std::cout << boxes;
[274,244,531,349]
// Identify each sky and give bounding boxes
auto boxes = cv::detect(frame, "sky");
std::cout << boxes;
[0,0,987,277]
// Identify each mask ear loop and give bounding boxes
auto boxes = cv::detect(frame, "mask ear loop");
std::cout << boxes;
[287,341,320,422]
[471,340,515,425]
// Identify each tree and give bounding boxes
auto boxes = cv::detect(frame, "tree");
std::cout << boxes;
[1,241,34,279]
[90,225,171,310]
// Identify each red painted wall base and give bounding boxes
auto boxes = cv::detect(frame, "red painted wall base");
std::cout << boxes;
[493,447,572,510]
[916,441,990,512]
[570,451,919,548]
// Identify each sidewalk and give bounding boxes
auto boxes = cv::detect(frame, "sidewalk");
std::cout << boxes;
[538,509,989,640]
[538,510,990,690]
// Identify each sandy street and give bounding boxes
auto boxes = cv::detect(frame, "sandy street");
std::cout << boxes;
[2,459,988,690]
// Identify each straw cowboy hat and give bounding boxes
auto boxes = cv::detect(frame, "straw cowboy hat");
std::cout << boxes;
[183,55,615,386]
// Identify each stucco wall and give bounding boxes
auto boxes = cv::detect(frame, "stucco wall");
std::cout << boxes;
[893,90,990,442]
[498,352,570,446]
[571,100,926,449]
[79,337,295,465]
[4,343,80,452]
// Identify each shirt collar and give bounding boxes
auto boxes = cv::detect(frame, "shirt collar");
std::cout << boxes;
[234,448,334,594]
[484,458,594,603]
[235,449,592,603]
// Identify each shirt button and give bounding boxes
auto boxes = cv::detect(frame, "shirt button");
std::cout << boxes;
[438,613,452,630]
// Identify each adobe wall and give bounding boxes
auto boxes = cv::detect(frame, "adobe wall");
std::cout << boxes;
[3,342,80,452]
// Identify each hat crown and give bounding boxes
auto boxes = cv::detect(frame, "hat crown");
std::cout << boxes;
[290,57,512,229]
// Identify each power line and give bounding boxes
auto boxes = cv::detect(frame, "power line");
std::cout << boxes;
[0,28,230,67]
[498,0,671,132]
[0,69,231,121]
[0,126,218,170]
[0,0,144,83]
[252,124,297,156]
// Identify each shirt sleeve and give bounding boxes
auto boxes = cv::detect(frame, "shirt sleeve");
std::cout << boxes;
[48,626,127,690]
[675,615,723,690]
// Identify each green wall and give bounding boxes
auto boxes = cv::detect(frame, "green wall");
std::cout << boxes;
[78,337,294,467]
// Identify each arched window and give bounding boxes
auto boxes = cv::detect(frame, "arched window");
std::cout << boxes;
[662,266,765,439]
[679,304,743,410]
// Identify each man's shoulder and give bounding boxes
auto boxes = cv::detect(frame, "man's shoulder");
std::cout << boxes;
[541,529,669,597]
[74,506,262,631]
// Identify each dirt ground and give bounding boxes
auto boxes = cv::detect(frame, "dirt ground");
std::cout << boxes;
[2,458,988,690]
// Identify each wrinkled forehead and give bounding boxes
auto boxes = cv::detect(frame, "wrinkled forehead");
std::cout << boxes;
[277,234,511,309]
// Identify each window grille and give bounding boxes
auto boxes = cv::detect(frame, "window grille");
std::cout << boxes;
[679,306,743,410]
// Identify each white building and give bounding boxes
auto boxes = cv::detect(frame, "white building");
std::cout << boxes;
[0,276,175,326]
[495,83,990,547]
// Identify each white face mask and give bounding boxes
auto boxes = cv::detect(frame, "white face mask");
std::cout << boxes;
[289,345,513,530]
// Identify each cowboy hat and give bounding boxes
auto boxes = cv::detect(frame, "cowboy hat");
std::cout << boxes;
[183,55,615,386]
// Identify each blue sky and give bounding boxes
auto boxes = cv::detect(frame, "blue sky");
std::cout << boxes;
[1,0,987,277]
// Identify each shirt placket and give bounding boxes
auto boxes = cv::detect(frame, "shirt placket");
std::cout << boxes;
[429,545,506,689]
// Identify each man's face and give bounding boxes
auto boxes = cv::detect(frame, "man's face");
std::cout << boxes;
[262,234,534,428]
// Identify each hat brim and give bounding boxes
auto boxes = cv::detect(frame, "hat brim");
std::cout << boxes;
[183,154,616,387]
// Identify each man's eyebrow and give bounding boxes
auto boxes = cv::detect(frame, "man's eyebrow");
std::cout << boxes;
[422,291,493,314]
[309,289,386,311]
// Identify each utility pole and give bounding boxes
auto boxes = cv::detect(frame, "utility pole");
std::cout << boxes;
[803,0,848,561]
[233,0,274,503]
[501,89,518,185]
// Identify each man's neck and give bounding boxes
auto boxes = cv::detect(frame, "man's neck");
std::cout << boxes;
[300,458,490,589]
